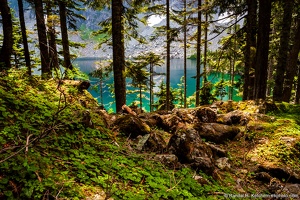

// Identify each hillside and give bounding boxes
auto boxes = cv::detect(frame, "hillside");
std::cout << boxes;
[1,69,300,199]
[6,0,229,59]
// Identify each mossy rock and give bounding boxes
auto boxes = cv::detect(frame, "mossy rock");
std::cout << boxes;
[114,115,151,138]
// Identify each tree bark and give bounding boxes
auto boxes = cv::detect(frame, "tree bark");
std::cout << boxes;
[34,0,51,79]
[282,17,300,102]
[254,0,272,100]
[273,0,293,102]
[195,0,202,106]
[183,0,187,108]
[112,0,126,112]
[166,0,171,110]
[203,8,208,86]
[295,64,300,104]
[59,0,73,74]
[47,1,59,71]
[150,62,153,111]
[139,87,143,109]
[0,0,13,70]
[243,0,257,100]
[18,0,31,75]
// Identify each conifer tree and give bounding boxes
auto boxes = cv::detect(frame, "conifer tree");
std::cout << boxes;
[0,0,13,70]
[282,16,300,102]
[17,0,31,75]
[273,0,294,102]
[59,0,73,75]
[195,0,202,106]
[254,0,272,100]
[166,0,171,110]
[46,1,59,71]
[34,0,51,79]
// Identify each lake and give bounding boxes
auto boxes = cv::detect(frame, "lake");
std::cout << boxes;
[74,58,242,112]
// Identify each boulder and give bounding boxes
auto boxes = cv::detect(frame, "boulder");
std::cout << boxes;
[172,108,195,123]
[205,143,227,158]
[135,134,151,151]
[282,184,300,195]
[194,123,240,144]
[143,130,168,153]
[217,110,250,126]
[167,126,215,174]
[160,114,183,133]
[215,157,231,170]
[257,165,300,184]
[154,154,179,168]
[139,113,165,129]
[195,107,217,123]
[78,81,91,91]
[114,115,151,138]
[255,172,273,183]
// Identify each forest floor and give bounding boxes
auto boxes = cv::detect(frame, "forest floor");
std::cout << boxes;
[0,70,300,199]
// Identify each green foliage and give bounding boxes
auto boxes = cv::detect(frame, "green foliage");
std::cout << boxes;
[153,81,176,110]
[0,69,106,199]
[64,66,89,80]
[0,69,235,199]
[200,81,216,105]
[247,105,300,169]
[80,24,109,42]
[212,79,228,100]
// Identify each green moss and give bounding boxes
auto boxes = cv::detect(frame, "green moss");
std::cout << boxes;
[0,69,236,199]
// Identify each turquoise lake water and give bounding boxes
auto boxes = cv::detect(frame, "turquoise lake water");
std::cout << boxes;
[74,58,242,112]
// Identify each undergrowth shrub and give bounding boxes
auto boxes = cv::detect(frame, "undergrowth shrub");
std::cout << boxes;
[0,69,235,199]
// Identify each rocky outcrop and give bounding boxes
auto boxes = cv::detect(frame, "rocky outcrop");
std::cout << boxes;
[194,122,240,144]
[257,165,300,184]
[114,115,151,138]
[167,125,215,174]
[195,107,217,123]
[217,110,250,125]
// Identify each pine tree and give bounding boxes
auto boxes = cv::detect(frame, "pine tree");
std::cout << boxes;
[17,0,31,75]
[254,0,272,100]
[126,60,149,109]
[59,0,73,76]
[273,0,294,102]
[112,0,126,112]
[282,16,300,102]
[0,0,13,70]
[195,0,202,106]
[34,0,51,79]
[243,0,257,100]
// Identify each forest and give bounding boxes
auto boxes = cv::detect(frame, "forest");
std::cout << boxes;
[1,0,300,199]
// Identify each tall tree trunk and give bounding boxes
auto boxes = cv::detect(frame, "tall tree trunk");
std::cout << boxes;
[243,0,257,100]
[140,87,142,109]
[267,57,275,96]
[230,15,238,100]
[47,1,59,71]
[112,0,126,112]
[166,0,171,110]
[150,63,153,111]
[0,0,13,70]
[254,0,272,100]
[203,8,208,86]
[295,64,300,104]
[282,17,300,102]
[195,0,202,106]
[100,79,103,106]
[273,0,293,102]
[18,0,31,75]
[229,59,233,100]
[59,0,73,74]
[34,0,51,79]
[183,0,187,108]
